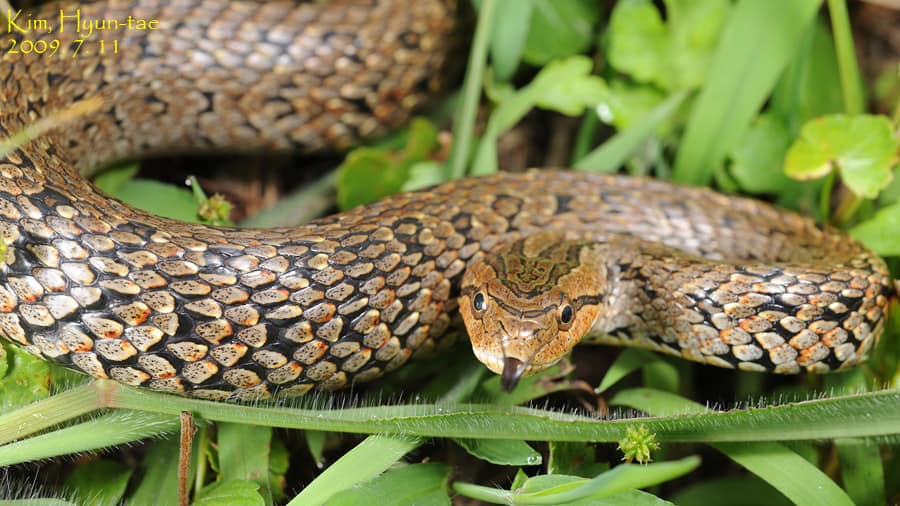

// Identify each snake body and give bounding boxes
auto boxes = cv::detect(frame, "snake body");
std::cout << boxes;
[0,0,893,400]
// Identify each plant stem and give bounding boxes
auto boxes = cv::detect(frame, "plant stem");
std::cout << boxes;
[827,0,864,115]
[572,112,600,165]
[179,412,195,506]
[0,384,99,445]
[446,0,497,179]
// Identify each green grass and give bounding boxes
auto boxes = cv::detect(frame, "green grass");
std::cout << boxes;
[1,0,900,504]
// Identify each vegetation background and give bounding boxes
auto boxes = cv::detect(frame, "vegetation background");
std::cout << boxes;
[1,0,899,504]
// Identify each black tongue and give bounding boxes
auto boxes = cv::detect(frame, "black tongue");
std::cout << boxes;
[501,357,525,392]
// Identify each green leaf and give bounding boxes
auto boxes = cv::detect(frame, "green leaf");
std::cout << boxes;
[327,463,451,506]
[63,459,132,506]
[193,480,264,506]
[548,442,608,478]
[477,361,587,406]
[473,56,607,173]
[453,456,699,504]
[611,388,855,506]
[837,438,886,506]
[129,438,184,506]
[785,114,898,198]
[531,57,608,116]
[728,114,797,194]
[0,344,51,411]
[522,0,601,65]
[455,438,542,466]
[17,381,900,454]
[401,161,447,192]
[268,436,290,502]
[93,164,139,195]
[596,348,661,393]
[288,435,424,506]
[490,0,533,81]
[0,343,7,379]
[576,91,688,172]
[770,18,844,131]
[0,411,179,466]
[337,118,439,209]
[110,179,200,222]
[607,0,730,91]
[218,423,273,504]
[0,500,79,506]
[671,477,791,506]
[673,0,824,184]
[601,81,667,132]
[304,430,327,469]
[850,202,900,256]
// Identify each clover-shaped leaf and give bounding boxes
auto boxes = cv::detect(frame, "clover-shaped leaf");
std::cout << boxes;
[607,0,730,91]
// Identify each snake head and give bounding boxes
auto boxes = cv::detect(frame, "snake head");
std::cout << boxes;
[459,233,606,391]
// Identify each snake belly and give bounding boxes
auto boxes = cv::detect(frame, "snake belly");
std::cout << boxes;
[0,1,893,400]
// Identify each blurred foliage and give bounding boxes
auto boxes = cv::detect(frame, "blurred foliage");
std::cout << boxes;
[1,0,899,504]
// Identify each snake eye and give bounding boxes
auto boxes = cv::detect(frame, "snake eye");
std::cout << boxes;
[558,304,574,326]
[473,292,487,313]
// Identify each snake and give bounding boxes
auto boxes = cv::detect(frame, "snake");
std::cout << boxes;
[0,0,893,401]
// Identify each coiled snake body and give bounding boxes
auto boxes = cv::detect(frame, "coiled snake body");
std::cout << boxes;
[0,0,893,399]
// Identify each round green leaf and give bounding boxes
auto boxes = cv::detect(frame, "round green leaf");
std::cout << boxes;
[785,114,898,198]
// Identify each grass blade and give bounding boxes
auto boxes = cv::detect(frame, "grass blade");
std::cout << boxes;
[575,91,687,172]
[673,0,823,183]
[287,435,423,506]
[611,388,854,506]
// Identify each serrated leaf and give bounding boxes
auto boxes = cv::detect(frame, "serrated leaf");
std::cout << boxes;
[456,438,542,466]
[607,0,730,91]
[785,114,898,198]
[850,202,900,256]
[522,0,601,65]
[327,463,451,506]
[63,459,132,506]
[193,480,264,506]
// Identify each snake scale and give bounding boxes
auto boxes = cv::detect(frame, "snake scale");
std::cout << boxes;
[0,0,893,400]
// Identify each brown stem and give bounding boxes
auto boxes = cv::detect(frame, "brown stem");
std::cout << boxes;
[179,411,196,506]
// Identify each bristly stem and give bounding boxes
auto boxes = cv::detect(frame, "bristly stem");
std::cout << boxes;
[446,0,497,179]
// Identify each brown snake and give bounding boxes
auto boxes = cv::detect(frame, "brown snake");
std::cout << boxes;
[0,0,894,400]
